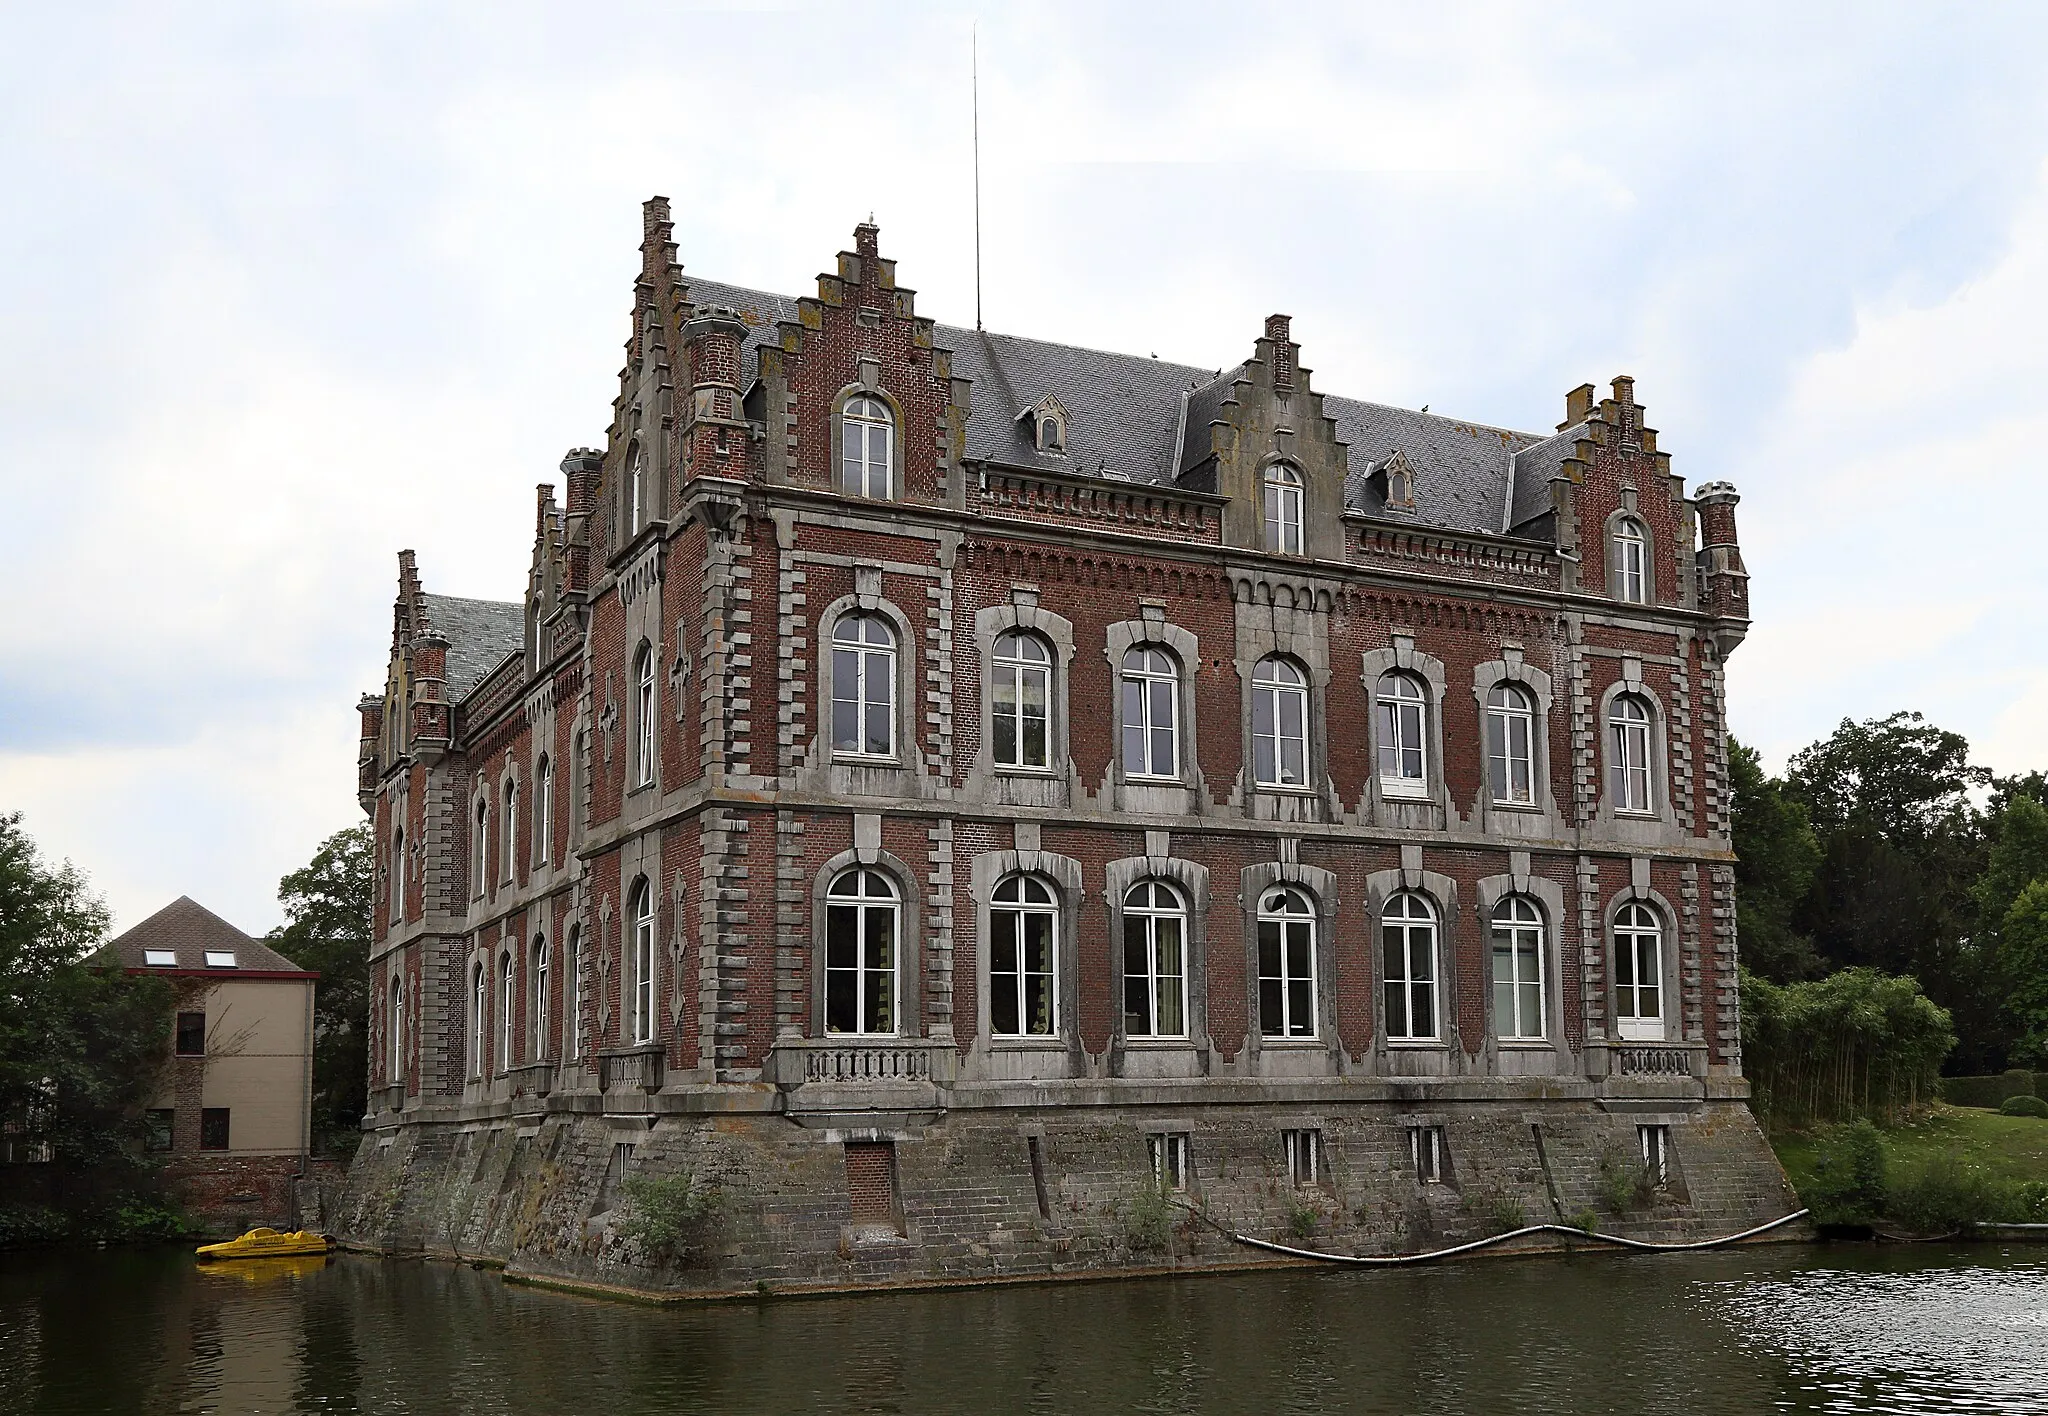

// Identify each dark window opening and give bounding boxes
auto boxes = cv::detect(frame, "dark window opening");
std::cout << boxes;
[1410,1125,1447,1184]
[1027,1134,1052,1221]
[1283,1128,1321,1186]
[175,1012,206,1057]
[145,1109,174,1153]
[199,1108,230,1152]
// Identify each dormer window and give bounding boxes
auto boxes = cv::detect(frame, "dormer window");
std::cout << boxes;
[1614,517,1648,603]
[1264,463,1304,554]
[842,395,894,499]
[1020,395,1068,456]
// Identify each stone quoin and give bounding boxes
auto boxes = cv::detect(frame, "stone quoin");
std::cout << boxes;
[334,198,1791,1294]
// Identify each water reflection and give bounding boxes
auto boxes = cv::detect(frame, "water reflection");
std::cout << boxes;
[0,1245,2041,1414]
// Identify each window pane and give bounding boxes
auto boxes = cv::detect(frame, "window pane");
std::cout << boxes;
[1254,731,1277,786]
[1281,731,1305,786]
[1122,680,1145,771]
[992,911,1018,975]
[1410,981,1434,1036]
[1155,918,1183,1036]
[1520,982,1542,1035]
[1253,686,1274,737]
[1259,919,1282,979]
[1259,978,1283,1036]
[1288,979,1313,1036]
[864,907,894,973]
[827,905,857,969]
[832,649,860,750]
[1150,725,1174,778]
[1384,979,1407,1037]
[1284,922,1310,980]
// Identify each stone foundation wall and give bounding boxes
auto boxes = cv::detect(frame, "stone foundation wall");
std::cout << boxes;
[334,1094,1800,1297]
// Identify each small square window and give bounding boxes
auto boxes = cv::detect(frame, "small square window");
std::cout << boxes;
[1283,1128,1321,1186]
[143,949,176,967]
[144,1109,174,1152]
[175,1012,206,1057]
[1639,1124,1671,1187]
[199,1108,230,1152]
[1148,1132,1191,1191]
[1410,1125,1447,1185]
[203,951,237,969]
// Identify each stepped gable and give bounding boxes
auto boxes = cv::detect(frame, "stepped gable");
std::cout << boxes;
[682,275,1554,536]
[418,593,523,700]
[95,895,310,974]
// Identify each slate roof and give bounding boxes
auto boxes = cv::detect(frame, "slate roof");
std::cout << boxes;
[1506,424,1585,533]
[420,593,525,699]
[94,896,312,975]
[685,276,1562,539]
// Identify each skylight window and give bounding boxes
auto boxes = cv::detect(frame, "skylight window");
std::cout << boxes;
[204,951,238,969]
[144,950,176,967]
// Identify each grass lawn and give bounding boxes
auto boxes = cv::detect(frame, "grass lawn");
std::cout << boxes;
[1772,1104,2048,1197]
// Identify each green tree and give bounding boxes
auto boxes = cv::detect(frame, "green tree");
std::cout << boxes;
[269,824,371,1152]
[1728,737,1823,980]
[0,812,170,1170]
[2001,880,2048,1063]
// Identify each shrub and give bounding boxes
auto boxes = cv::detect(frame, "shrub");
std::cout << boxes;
[1998,1093,2048,1118]
[1566,1209,1599,1234]
[1285,1199,1319,1241]
[1887,1154,2007,1233]
[1468,1190,1526,1235]
[1123,1185,1174,1253]
[1941,1072,2036,1109]
[0,1204,71,1250]
[1595,1152,1653,1214]
[616,1170,721,1261]
[95,1200,199,1245]
[1799,1119,1888,1226]
[1743,968,1953,1126]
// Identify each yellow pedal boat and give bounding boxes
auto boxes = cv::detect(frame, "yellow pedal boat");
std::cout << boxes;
[195,1227,333,1261]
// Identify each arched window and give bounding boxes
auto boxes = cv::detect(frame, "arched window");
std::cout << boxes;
[1609,695,1653,814]
[1376,673,1428,797]
[502,780,517,882]
[1486,684,1536,805]
[498,949,515,1073]
[1614,517,1648,603]
[535,756,552,866]
[388,973,404,1084]
[1037,413,1064,453]
[992,631,1052,770]
[473,799,489,898]
[1257,886,1317,1038]
[830,615,897,758]
[626,446,646,537]
[469,960,487,1077]
[1251,657,1309,789]
[390,826,405,919]
[1122,881,1187,1039]
[825,869,898,1035]
[1490,896,1545,1040]
[629,881,656,1046]
[841,395,894,499]
[1120,646,1179,780]
[990,875,1058,1036]
[1381,893,1438,1042]
[565,924,583,1062]
[633,644,656,788]
[1613,903,1664,1040]
[530,934,550,1061]
[1264,463,1303,554]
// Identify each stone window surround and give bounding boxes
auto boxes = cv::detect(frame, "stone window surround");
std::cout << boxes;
[495,939,516,1075]
[967,594,1076,808]
[1604,490,1656,607]
[1103,852,1213,1055]
[1258,452,1306,557]
[1471,649,1564,833]
[809,843,927,1040]
[1239,860,1340,1055]
[1595,663,1673,830]
[829,374,906,502]
[1361,863,1462,1057]
[1101,609,1202,812]
[966,849,1085,1057]
[1232,587,1335,821]
[528,928,551,1063]
[499,769,519,886]
[469,785,490,904]
[1603,871,1683,1045]
[813,586,920,779]
[1360,636,1450,826]
[628,637,658,795]
[1473,868,1572,1058]
[616,830,663,1050]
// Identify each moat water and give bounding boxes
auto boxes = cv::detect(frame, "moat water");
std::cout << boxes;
[1,1244,2044,1414]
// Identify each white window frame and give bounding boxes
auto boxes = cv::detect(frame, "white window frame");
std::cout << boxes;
[626,446,645,537]
[825,868,900,1036]
[1615,516,1647,603]
[1120,646,1181,781]
[469,961,487,1078]
[633,645,656,789]
[991,631,1053,772]
[1149,1132,1191,1191]
[473,800,489,899]
[830,615,898,760]
[1639,1123,1671,1186]
[1251,657,1310,790]
[1381,892,1439,1042]
[390,825,405,919]
[1121,880,1188,1040]
[1410,1125,1446,1184]
[1490,896,1546,1041]
[501,780,517,883]
[841,395,894,499]
[388,974,404,1083]
[1614,902,1665,1041]
[498,950,515,1073]
[989,875,1058,1037]
[630,882,656,1046]
[565,925,583,1062]
[535,756,552,865]
[1609,695,1654,814]
[1283,1128,1321,1187]
[1264,462,1303,555]
[530,934,549,1062]
[1257,886,1318,1039]
[1486,684,1536,805]
[1375,672,1429,798]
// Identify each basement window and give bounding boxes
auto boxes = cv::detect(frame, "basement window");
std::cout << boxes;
[1148,1132,1191,1192]
[1410,1125,1447,1185]
[143,950,176,967]
[199,1108,230,1152]
[1639,1124,1671,1187]
[1283,1128,1321,1187]
[204,951,237,969]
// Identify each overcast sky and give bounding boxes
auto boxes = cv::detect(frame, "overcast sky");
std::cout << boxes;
[5,2,2047,934]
